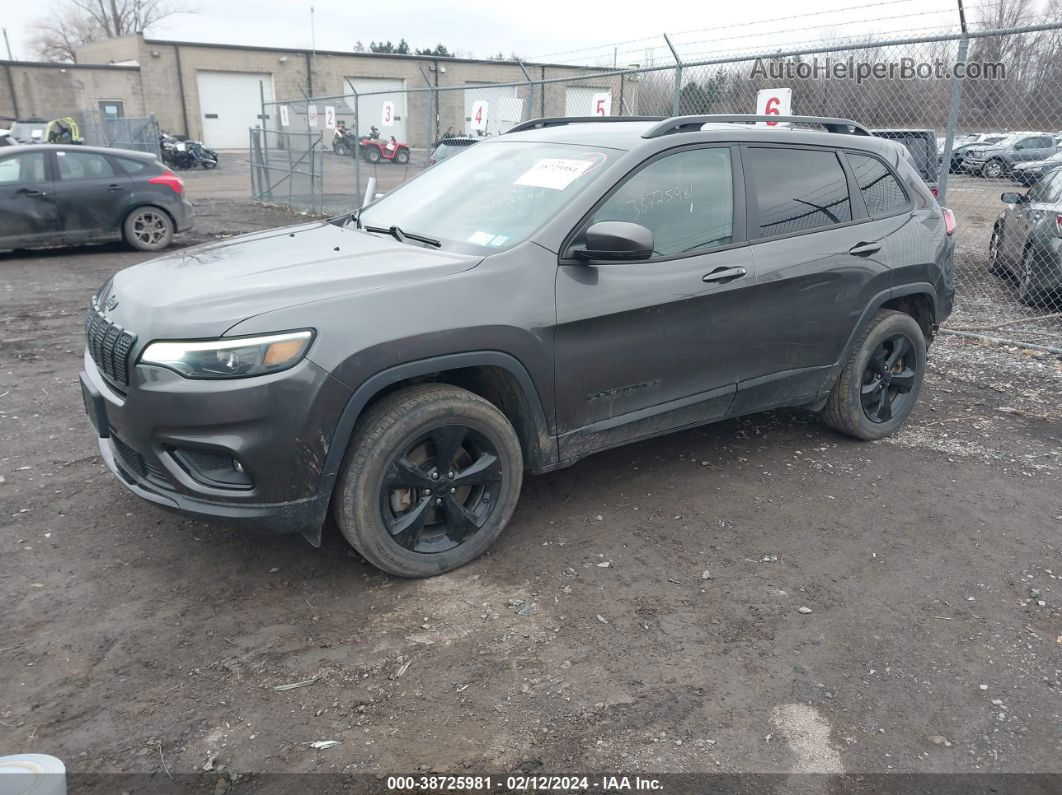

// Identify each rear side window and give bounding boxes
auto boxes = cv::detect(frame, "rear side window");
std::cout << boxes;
[846,153,908,217]
[114,156,152,175]
[0,152,47,184]
[57,151,115,181]
[591,147,733,257]
[745,147,852,238]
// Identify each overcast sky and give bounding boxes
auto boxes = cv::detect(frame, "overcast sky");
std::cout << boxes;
[0,0,1042,65]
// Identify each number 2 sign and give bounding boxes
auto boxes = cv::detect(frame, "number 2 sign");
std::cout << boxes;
[381,101,395,127]
[591,92,612,116]
[470,100,489,132]
[324,105,336,130]
[755,88,791,126]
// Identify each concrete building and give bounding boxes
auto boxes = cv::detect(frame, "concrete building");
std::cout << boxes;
[2,34,622,149]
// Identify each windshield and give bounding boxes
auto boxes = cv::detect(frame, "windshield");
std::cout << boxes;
[359,141,615,252]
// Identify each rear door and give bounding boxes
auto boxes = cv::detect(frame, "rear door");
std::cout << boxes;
[734,145,898,411]
[0,150,60,248]
[51,150,133,243]
[554,144,754,451]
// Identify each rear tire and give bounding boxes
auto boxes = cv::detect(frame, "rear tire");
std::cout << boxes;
[365,147,382,164]
[821,310,926,440]
[988,227,1008,276]
[123,206,174,251]
[334,384,524,578]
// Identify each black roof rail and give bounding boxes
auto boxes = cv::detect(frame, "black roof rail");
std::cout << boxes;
[642,114,871,138]
[506,116,664,134]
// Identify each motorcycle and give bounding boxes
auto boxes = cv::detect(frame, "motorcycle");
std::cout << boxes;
[331,126,358,156]
[160,132,218,169]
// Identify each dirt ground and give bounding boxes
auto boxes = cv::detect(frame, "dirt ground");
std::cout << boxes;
[1,194,1061,791]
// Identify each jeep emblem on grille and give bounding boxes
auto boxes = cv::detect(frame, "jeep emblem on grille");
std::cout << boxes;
[104,295,119,311]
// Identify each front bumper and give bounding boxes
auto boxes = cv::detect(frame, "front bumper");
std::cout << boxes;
[80,349,352,535]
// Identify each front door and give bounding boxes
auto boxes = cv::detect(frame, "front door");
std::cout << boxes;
[0,151,60,248]
[51,150,133,243]
[554,145,753,456]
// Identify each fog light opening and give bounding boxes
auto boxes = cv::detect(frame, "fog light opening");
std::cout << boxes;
[171,447,253,490]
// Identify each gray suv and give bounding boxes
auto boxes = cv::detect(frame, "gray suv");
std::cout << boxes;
[80,115,955,577]
[962,132,1059,179]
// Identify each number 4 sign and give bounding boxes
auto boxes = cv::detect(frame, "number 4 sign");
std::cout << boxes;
[470,100,488,132]
[755,88,792,126]
[381,101,395,127]
[591,92,612,116]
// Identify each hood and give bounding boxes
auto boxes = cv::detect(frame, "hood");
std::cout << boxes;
[99,222,482,340]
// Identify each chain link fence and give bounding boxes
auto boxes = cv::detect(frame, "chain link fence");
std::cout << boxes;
[250,21,1062,351]
[80,111,161,158]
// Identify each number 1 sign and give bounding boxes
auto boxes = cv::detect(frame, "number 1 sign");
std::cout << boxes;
[755,88,792,126]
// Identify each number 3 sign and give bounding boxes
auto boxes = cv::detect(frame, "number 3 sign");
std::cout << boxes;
[381,101,395,127]
[755,88,791,126]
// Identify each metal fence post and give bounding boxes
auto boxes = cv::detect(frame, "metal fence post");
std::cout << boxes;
[258,80,271,190]
[517,60,534,122]
[352,88,361,203]
[938,5,970,204]
[419,66,435,163]
[664,33,682,116]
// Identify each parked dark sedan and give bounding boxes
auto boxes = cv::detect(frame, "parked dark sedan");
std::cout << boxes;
[1011,151,1062,186]
[989,168,1062,306]
[0,145,193,252]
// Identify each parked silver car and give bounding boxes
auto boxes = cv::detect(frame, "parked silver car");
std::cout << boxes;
[989,169,1062,306]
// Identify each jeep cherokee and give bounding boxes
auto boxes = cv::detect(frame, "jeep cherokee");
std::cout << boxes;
[80,114,956,578]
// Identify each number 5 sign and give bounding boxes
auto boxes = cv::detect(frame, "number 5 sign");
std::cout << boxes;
[756,88,791,126]
[381,101,395,127]
[470,100,488,132]
[591,92,612,116]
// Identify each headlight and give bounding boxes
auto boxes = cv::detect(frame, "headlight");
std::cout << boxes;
[139,330,314,379]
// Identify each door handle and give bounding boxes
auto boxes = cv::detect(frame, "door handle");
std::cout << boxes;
[107,184,124,191]
[702,266,747,284]
[18,187,46,197]
[849,241,882,257]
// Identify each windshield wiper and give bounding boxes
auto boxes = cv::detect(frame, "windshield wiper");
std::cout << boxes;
[364,224,441,248]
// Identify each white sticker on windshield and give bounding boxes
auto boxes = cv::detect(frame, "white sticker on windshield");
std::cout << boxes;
[467,230,496,246]
[489,234,509,247]
[515,154,606,190]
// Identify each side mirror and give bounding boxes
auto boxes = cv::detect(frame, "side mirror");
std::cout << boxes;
[575,221,654,262]
[1000,191,1026,204]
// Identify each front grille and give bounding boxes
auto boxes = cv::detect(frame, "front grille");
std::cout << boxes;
[85,297,136,388]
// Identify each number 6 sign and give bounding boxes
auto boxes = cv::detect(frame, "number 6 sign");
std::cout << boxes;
[755,88,791,126]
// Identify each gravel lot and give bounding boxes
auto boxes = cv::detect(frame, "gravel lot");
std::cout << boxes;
[1,185,1061,790]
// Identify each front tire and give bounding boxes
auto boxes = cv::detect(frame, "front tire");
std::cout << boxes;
[821,310,926,440]
[394,148,410,164]
[982,159,1005,179]
[123,206,174,251]
[334,384,524,578]
[365,147,382,164]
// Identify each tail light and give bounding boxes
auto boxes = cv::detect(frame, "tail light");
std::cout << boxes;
[942,207,956,236]
[1056,214,1062,236]
[148,170,184,195]
[930,186,939,199]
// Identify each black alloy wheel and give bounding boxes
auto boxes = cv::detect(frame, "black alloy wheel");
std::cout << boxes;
[860,333,918,424]
[380,424,502,553]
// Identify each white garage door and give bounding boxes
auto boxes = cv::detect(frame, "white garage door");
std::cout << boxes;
[344,78,406,143]
[463,84,522,136]
[196,71,274,149]
[565,87,610,116]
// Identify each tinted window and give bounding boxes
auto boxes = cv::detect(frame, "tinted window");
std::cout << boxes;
[1030,170,1062,203]
[0,152,47,184]
[847,153,908,216]
[56,151,115,181]
[114,156,152,175]
[591,147,733,257]
[745,148,852,238]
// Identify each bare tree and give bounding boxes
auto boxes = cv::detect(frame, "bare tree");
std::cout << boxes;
[29,0,191,62]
